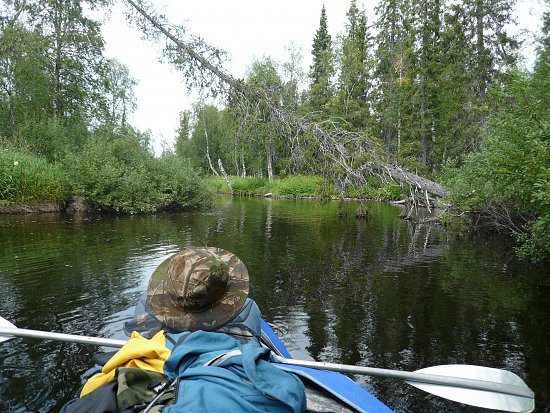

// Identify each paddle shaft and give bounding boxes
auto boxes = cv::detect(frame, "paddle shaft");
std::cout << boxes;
[0,323,534,401]
[272,355,534,399]
[0,326,126,348]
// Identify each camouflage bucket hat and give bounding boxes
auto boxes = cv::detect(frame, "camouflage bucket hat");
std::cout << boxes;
[146,247,249,332]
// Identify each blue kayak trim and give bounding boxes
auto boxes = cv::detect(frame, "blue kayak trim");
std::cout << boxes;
[260,319,393,413]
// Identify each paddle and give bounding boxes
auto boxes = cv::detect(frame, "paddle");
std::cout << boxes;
[270,355,534,413]
[0,317,534,412]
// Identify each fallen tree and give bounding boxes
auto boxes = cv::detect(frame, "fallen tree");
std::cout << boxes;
[124,0,449,200]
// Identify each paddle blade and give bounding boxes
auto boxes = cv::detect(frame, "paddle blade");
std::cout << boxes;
[407,365,534,413]
[0,317,17,343]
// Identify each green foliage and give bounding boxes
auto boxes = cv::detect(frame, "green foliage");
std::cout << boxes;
[204,175,323,198]
[0,147,68,205]
[335,0,372,130]
[17,117,90,162]
[231,177,270,196]
[156,154,213,211]
[308,5,335,111]
[271,175,323,197]
[367,184,403,201]
[203,176,228,193]
[515,217,550,262]
[443,68,550,262]
[65,127,211,213]
[103,58,138,127]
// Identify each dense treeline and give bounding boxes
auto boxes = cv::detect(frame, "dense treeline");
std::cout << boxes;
[179,0,522,177]
[0,0,211,213]
[0,0,548,260]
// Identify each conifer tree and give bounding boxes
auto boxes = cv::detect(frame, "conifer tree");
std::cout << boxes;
[410,0,443,170]
[462,0,517,99]
[373,0,415,161]
[437,0,518,157]
[308,5,334,113]
[337,0,372,130]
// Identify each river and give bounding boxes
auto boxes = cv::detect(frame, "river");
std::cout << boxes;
[0,195,548,412]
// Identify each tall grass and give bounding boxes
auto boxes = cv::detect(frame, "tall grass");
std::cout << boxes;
[0,148,68,205]
[204,175,405,201]
[205,175,323,197]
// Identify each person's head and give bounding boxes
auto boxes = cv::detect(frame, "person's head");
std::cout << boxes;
[146,247,249,332]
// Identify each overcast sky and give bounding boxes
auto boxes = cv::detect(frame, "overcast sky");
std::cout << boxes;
[100,0,544,154]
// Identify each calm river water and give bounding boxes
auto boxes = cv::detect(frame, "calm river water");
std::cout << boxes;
[0,196,548,412]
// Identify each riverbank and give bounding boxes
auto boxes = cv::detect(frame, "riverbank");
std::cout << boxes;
[0,174,431,215]
[0,197,90,214]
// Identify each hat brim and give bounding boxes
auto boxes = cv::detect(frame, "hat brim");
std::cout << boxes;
[146,248,249,332]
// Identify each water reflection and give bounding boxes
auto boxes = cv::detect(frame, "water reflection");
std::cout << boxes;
[0,197,548,412]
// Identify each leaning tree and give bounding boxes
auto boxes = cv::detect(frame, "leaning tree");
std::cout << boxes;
[124,0,450,204]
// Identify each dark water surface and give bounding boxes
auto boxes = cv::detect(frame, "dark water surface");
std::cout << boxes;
[0,196,548,412]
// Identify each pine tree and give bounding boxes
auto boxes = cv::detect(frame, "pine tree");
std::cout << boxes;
[409,0,443,170]
[461,0,518,98]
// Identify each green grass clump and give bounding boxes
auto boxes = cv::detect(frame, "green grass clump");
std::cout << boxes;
[203,175,323,197]
[0,148,68,205]
[367,184,403,201]
[203,176,228,193]
[270,175,322,197]
[231,176,269,196]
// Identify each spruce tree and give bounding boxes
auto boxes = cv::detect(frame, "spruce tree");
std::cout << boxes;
[373,0,416,161]
[308,5,334,113]
[337,0,372,130]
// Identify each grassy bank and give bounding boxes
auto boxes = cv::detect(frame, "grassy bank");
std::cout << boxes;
[0,143,212,214]
[204,175,404,201]
[205,175,322,197]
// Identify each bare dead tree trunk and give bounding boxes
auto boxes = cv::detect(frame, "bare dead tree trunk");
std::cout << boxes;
[204,125,219,176]
[266,146,273,183]
[218,158,232,190]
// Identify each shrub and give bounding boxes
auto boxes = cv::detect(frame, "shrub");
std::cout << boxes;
[442,70,550,262]
[203,176,227,193]
[0,147,68,205]
[367,184,403,201]
[157,155,212,211]
[64,128,211,213]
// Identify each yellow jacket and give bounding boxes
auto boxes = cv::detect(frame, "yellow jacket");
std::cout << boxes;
[80,330,170,397]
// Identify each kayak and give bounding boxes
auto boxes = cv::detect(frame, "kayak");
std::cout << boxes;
[260,319,393,413]
[0,316,535,412]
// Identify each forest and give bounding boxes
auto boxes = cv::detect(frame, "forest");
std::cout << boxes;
[0,0,548,262]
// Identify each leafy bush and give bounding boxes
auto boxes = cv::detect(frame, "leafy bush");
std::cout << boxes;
[442,70,550,262]
[157,154,212,211]
[0,147,68,205]
[64,128,211,213]
[367,184,403,201]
